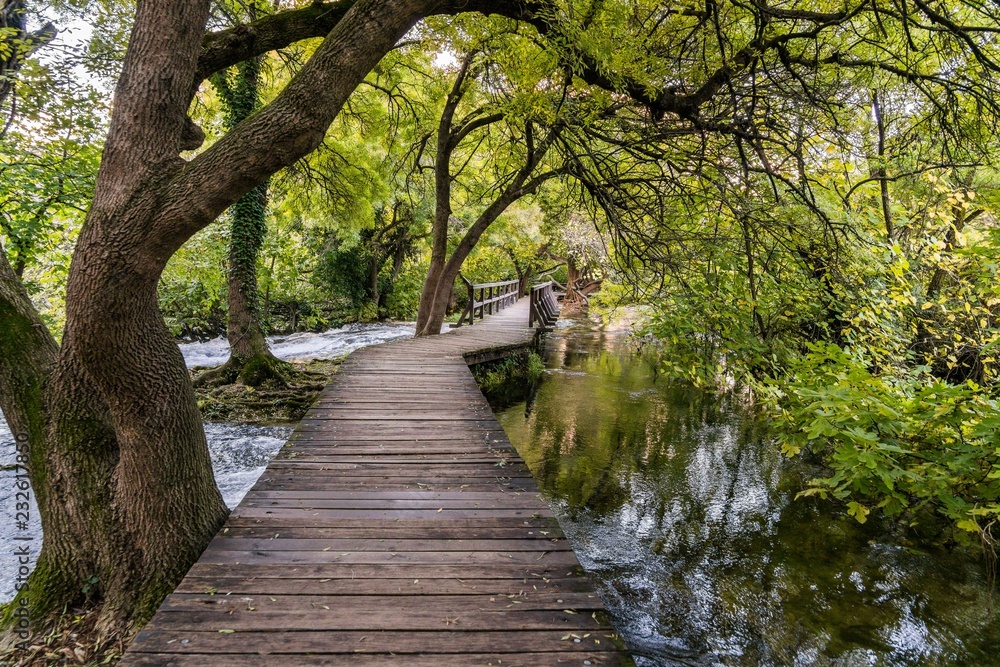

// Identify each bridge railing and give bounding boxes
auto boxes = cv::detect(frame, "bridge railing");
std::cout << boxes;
[455,276,521,326]
[529,281,560,329]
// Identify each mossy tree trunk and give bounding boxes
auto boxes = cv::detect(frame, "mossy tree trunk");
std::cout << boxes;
[0,0,438,638]
[205,51,289,387]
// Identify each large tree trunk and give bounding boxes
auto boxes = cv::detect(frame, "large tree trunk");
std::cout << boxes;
[565,256,582,304]
[417,165,553,335]
[219,179,289,386]
[1,0,227,636]
[51,206,230,634]
[2,0,555,643]
[0,246,96,622]
[228,185,270,367]
[418,200,515,335]
[414,57,465,334]
[414,75,561,336]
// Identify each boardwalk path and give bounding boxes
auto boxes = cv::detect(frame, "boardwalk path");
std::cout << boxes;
[123,300,630,666]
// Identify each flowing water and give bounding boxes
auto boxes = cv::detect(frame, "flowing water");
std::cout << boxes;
[178,322,415,368]
[0,418,292,603]
[496,318,1000,667]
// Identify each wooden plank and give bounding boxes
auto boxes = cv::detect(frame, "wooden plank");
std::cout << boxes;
[214,524,563,539]
[142,609,609,632]
[129,629,619,654]
[201,538,571,552]
[161,592,605,612]
[243,490,542,500]
[173,577,595,596]
[124,652,629,666]
[193,550,577,565]
[119,299,630,666]
[185,563,588,579]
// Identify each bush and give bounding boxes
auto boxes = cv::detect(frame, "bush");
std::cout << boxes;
[766,343,1000,541]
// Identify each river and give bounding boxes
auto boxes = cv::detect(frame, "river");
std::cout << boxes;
[496,318,1000,667]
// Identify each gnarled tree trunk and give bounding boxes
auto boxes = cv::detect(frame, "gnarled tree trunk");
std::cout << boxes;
[2,0,439,637]
[415,53,563,336]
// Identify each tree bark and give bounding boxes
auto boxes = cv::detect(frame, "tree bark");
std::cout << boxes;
[200,49,289,387]
[416,128,561,335]
[414,54,469,334]
[565,255,582,304]
[871,90,894,241]
[414,55,562,336]
[0,0,439,634]
[0,242,127,628]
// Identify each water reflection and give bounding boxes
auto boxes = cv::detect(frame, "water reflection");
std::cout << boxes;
[497,318,1000,667]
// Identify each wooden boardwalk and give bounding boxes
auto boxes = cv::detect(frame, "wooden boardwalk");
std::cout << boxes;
[122,299,630,666]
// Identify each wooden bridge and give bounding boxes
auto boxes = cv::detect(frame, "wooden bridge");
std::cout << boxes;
[121,291,630,665]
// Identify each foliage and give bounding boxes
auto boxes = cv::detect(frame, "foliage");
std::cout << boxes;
[0,4,107,334]
[635,159,1000,540]
[160,226,229,338]
[768,343,1000,538]
[472,350,545,407]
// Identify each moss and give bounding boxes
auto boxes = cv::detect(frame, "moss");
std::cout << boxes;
[194,358,338,424]
[0,555,83,638]
[238,353,288,387]
[195,351,295,389]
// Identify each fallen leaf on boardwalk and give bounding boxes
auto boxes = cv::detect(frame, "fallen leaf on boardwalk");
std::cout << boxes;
[218,629,235,634]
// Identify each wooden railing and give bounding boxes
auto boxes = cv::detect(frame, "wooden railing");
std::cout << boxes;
[455,276,521,326]
[529,281,560,329]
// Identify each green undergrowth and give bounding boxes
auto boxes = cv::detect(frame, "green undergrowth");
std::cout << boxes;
[472,350,545,409]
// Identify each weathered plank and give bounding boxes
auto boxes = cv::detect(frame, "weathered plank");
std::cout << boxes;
[119,299,631,665]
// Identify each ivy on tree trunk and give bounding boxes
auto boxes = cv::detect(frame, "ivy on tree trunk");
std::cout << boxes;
[205,52,289,387]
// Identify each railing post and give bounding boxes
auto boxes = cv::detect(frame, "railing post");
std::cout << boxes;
[455,274,474,327]
[453,277,521,327]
